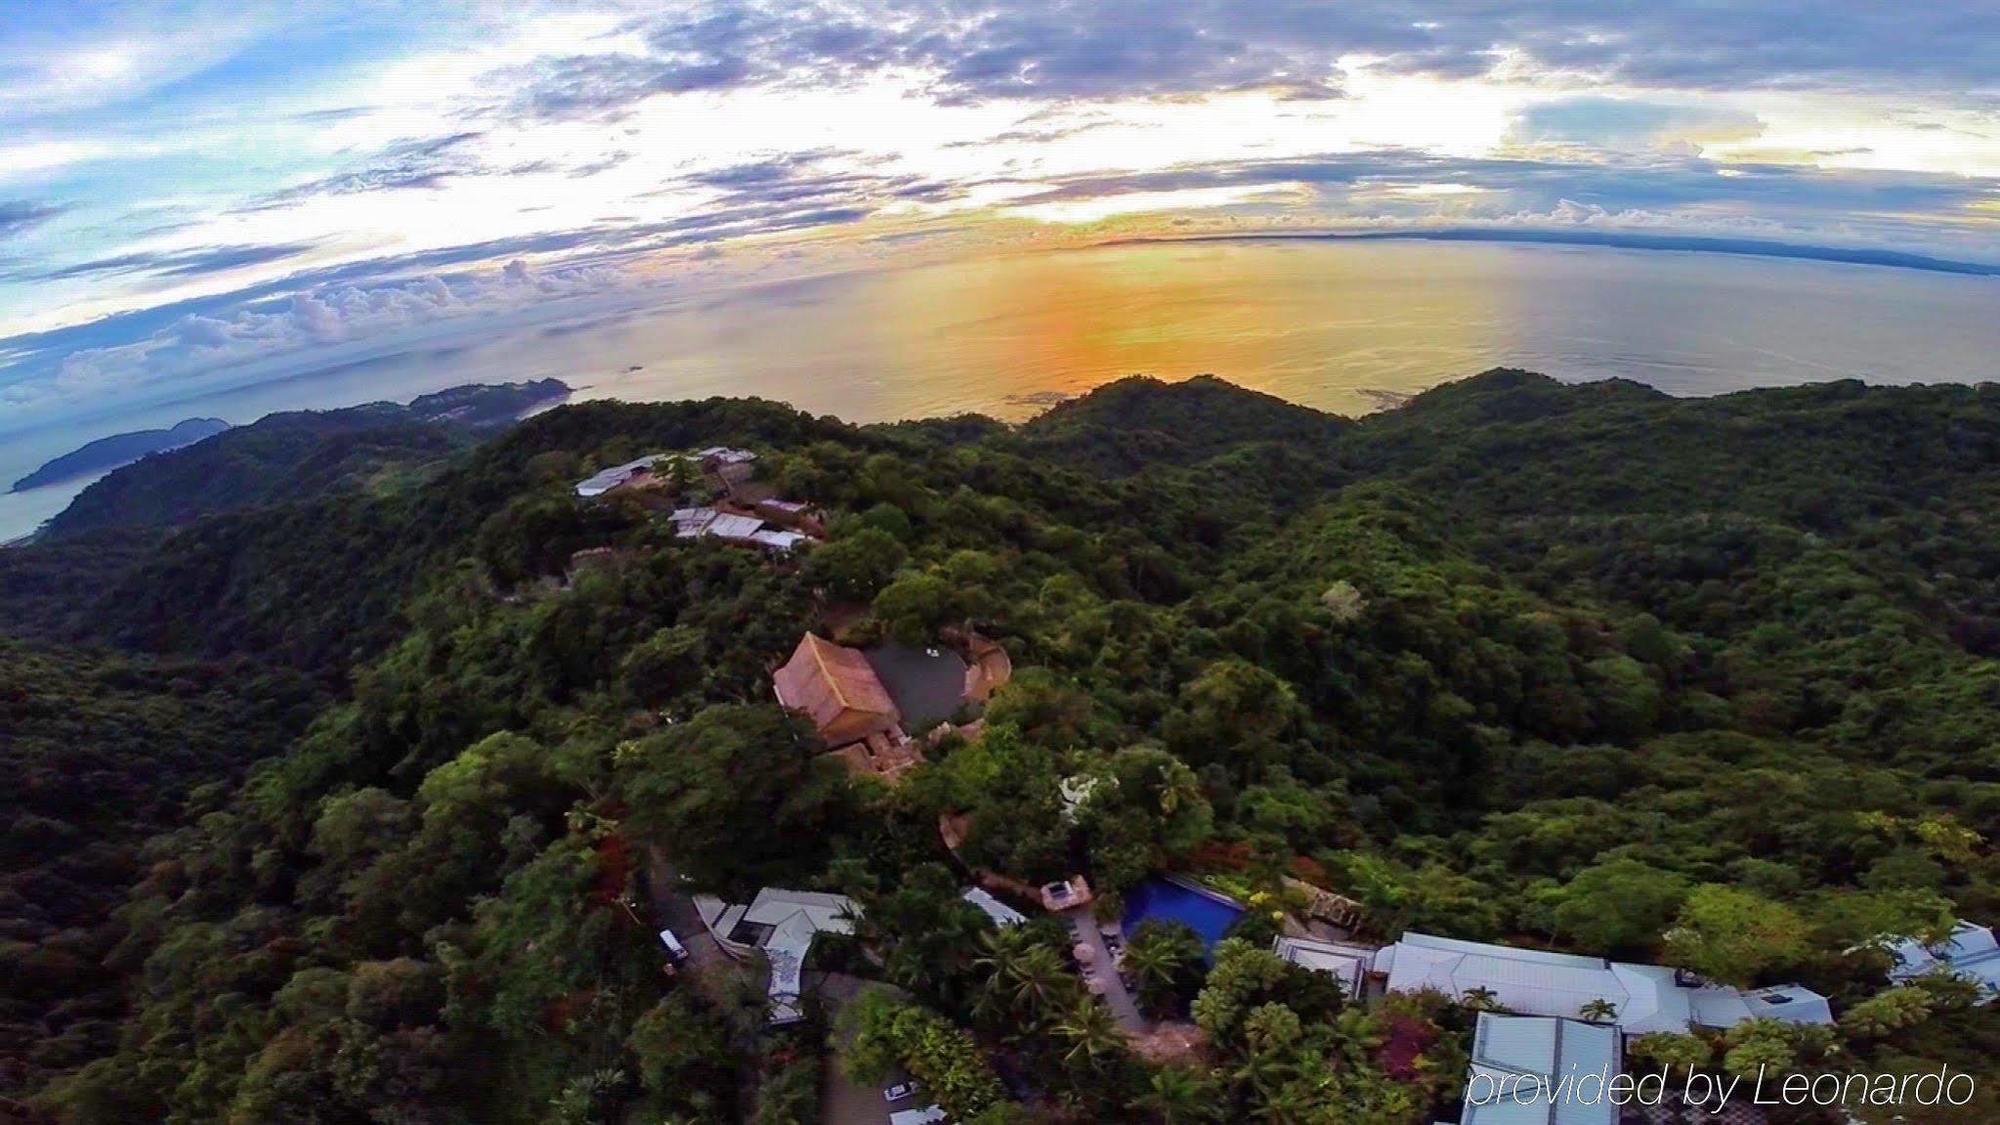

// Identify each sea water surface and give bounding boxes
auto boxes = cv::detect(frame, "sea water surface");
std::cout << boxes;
[5,239,1998,541]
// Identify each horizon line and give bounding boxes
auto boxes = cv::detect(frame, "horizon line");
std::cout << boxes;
[1089,227,2000,278]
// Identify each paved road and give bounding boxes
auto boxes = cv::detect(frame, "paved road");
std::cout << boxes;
[820,974,915,1125]
[1065,909,1149,1034]
[644,846,733,973]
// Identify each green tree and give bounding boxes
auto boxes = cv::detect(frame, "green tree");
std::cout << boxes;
[1840,985,1935,1039]
[1662,885,1807,987]
[616,705,851,891]
[1140,1065,1223,1124]
[1626,1031,1713,1074]
[806,527,907,601]
[1545,858,1691,956]
[1123,921,1206,1018]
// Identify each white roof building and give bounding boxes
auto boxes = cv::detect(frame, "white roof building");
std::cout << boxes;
[1376,932,1832,1035]
[575,454,675,498]
[749,528,808,552]
[1273,936,1376,997]
[742,889,860,1025]
[1460,1013,1620,1125]
[1886,920,2000,1002]
[668,508,805,551]
[963,887,1028,928]
[695,446,758,465]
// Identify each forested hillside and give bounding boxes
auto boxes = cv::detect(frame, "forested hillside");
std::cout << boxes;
[5,370,1998,1124]
[39,378,568,541]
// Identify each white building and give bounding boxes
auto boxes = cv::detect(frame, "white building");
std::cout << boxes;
[1460,1012,1620,1125]
[962,887,1028,928]
[575,454,676,498]
[1886,920,2000,1002]
[1272,936,1376,997]
[1375,932,1832,1035]
[695,888,860,1024]
[669,507,807,552]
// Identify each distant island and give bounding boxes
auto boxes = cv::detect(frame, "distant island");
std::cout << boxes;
[31,378,571,541]
[10,417,232,492]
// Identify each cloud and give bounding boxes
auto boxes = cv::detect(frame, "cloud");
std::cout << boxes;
[680,149,961,209]
[250,131,489,206]
[26,240,321,282]
[45,257,633,402]
[0,199,65,240]
[1509,97,1765,153]
[477,0,1999,126]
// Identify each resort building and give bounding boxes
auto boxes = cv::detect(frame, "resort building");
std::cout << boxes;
[1373,932,1833,1036]
[962,887,1028,928]
[774,633,903,747]
[695,446,759,488]
[669,506,811,553]
[771,632,984,781]
[1459,1012,1620,1125]
[1272,936,1377,998]
[694,888,860,1025]
[1886,920,2000,1001]
[574,453,678,498]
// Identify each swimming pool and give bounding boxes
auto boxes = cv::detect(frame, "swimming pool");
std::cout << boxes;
[1121,877,1245,956]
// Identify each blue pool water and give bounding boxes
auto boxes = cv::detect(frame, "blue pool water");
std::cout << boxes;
[1121,877,1245,955]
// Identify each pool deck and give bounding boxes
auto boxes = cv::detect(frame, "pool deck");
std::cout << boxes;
[1063,908,1149,1035]
[1163,873,1248,908]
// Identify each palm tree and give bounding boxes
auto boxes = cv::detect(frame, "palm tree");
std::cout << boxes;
[1054,997,1125,1068]
[1251,1082,1316,1125]
[1122,935,1184,1014]
[1139,1066,1221,1125]
[1008,945,1073,1023]
[1460,986,1503,1012]
[975,929,1070,1027]
[1579,998,1620,1023]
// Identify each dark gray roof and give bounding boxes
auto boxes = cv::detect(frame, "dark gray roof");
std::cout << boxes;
[864,644,970,728]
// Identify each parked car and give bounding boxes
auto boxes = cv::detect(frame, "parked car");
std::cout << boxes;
[657,928,688,963]
[883,1079,921,1103]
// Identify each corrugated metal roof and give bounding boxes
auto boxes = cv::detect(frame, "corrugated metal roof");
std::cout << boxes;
[963,887,1027,928]
[705,513,765,540]
[1463,1014,1619,1125]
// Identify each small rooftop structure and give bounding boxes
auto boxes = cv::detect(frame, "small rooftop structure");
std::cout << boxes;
[1887,920,2000,1002]
[1058,774,1108,824]
[1273,936,1376,997]
[1377,932,1833,1036]
[773,634,901,748]
[1039,875,1093,913]
[736,888,860,1025]
[575,454,675,498]
[670,507,810,551]
[889,1107,946,1125]
[1460,1012,1620,1125]
[963,887,1028,928]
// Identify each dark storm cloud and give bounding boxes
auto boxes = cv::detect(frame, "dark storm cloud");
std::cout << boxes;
[488,1,1998,125]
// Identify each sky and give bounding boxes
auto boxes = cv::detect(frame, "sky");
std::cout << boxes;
[1,0,1996,433]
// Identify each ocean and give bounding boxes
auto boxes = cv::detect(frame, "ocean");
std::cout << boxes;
[4,239,1997,542]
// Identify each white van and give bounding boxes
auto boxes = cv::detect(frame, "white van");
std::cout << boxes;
[657,928,689,963]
